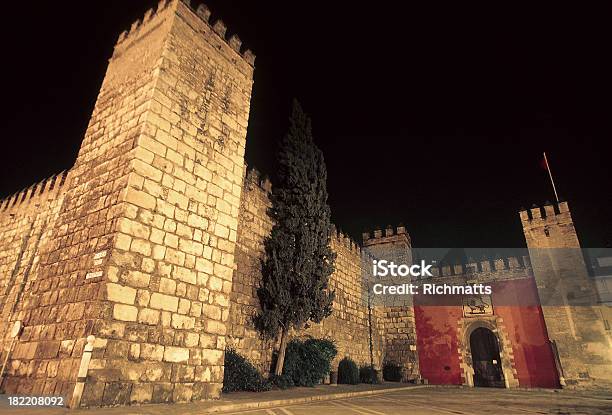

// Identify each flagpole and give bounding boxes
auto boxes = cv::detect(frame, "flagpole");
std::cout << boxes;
[543,152,559,203]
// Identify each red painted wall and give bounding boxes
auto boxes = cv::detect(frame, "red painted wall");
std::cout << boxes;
[414,294,463,385]
[414,278,559,388]
[492,278,560,388]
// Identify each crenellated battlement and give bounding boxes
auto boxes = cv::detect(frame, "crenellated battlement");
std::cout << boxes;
[519,201,570,224]
[0,170,70,214]
[116,0,174,45]
[116,0,255,66]
[519,200,578,247]
[362,225,411,247]
[182,0,256,65]
[244,166,272,194]
[428,255,532,279]
[243,166,360,254]
[331,225,361,254]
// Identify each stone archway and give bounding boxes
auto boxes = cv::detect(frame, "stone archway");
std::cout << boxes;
[458,318,519,388]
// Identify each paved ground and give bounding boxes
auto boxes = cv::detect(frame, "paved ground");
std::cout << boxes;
[0,383,411,415]
[1,386,610,414]
[220,388,611,415]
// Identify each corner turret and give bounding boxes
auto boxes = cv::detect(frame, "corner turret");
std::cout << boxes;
[519,200,612,388]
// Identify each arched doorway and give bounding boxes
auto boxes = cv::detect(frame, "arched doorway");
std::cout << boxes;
[469,327,504,387]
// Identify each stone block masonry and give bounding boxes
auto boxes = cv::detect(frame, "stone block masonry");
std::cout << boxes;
[227,169,387,373]
[363,227,420,380]
[521,202,612,389]
[2,0,608,408]
[0,173,72,397]
[226,169,275,371]
[0,0,254,407]
[306,234,387,370]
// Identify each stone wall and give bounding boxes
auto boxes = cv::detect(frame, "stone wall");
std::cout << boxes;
[378,306,419,380]
[227,169,385,373]
[82,0,254,406]
[521,202,612,388]
[363,227,420,380]
[0,172,73,396]
[227,169,274,372]
[2,0,608,407]
[306,233,385,370]
[413,258,559,388]
[0,0,255,406]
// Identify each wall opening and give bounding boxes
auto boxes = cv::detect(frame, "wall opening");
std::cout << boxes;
[469,327,505,388]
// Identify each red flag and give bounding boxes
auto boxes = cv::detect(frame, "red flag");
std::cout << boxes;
[540,156,548,170]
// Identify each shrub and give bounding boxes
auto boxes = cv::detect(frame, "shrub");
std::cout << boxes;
[338,357,359,384]
[269,374,294,389]
[281,338,337,387]
[383,361,403,382]
[359,365,380,384]
[305,338,337,366]
[223,348,271,392]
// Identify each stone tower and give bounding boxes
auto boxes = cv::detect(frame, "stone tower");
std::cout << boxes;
[362,226,420,381]
[520,202,612,388]
[0,0,254,407]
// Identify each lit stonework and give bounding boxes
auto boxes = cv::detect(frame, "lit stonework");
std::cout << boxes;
[0,0,610,409]
[0,0,253,406]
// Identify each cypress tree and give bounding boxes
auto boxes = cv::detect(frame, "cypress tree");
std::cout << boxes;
[254,99,336,376]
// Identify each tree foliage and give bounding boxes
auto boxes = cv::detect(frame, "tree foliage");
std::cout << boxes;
[254,100,336,374]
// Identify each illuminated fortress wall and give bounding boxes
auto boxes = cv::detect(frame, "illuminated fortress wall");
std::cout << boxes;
[0,0,254,407]
[227,169,387,373]
[0,173,73,397]
[413,257,559,388]
[0,0,610,409]
[521,202,612,388]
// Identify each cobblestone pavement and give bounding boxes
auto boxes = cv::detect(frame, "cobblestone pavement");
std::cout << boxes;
[221,388,611,415]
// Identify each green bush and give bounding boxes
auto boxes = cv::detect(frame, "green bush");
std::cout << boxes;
[281,338,337,387]
[338,357,359,384]
[359,365,380,384]
[268,374,294,389]
[223,348,271,392]
[383,362,403,382]
[305,338,337,366]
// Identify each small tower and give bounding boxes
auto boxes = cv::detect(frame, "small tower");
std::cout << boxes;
[521,201,580,248]
[362,225,412,266]
[520,201,612,388]
[362,225,420,382]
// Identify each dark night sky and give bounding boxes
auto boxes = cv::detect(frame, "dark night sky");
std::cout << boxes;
[1,1,610,248]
